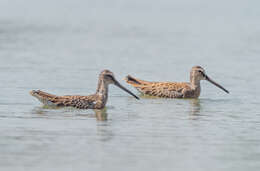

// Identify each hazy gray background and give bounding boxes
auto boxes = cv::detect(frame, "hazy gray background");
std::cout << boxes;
[0,0,260,171]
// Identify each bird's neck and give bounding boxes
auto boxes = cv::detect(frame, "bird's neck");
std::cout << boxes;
[190,76,201,90]
[96,79,109,105]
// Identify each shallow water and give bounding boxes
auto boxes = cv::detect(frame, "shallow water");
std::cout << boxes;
[1,0,260,171]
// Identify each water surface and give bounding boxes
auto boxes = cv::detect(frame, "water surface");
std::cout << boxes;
[0,0,260,171]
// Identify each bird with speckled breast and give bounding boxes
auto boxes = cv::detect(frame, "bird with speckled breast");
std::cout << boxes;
[124,66,229,98]
[30,70,139,109]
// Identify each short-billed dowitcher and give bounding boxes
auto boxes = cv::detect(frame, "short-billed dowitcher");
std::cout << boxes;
[125,66,229,98]
[30,70,139,109]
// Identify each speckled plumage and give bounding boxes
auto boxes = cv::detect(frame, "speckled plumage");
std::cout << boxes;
[125,66,229,98]
[30,70,139,109]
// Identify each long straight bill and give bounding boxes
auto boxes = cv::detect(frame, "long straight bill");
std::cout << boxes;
[114,80,140,99]
[205,75,229,93]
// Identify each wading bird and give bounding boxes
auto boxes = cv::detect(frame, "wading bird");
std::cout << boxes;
[30,70,139,109]
[125,66,229,98]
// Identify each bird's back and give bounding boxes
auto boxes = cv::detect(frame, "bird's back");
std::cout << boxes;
[125,75,190,98]
[30,90,99,109]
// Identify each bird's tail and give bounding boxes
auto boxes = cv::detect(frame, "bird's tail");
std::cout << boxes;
[30,90,55,99]
[124,75,151,86]
[125,75,141,85]
[30,90,58,106]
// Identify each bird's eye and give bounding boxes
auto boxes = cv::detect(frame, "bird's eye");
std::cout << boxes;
[106,75,113,79]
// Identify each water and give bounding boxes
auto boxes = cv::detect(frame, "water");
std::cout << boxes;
[1,0,260,170]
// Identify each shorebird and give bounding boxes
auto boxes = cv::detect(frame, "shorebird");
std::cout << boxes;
[30,70,139,109]
[125,66,229,98]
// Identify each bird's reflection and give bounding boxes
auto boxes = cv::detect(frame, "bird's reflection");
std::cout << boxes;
[95,108,114,142]
[31,106,113,142]
[188,99,201,119]
[94,108,108,121]
[31,106,108,121]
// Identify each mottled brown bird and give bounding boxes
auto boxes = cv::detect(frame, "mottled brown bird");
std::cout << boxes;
[30,70,139,109]
[125,66,229,98]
